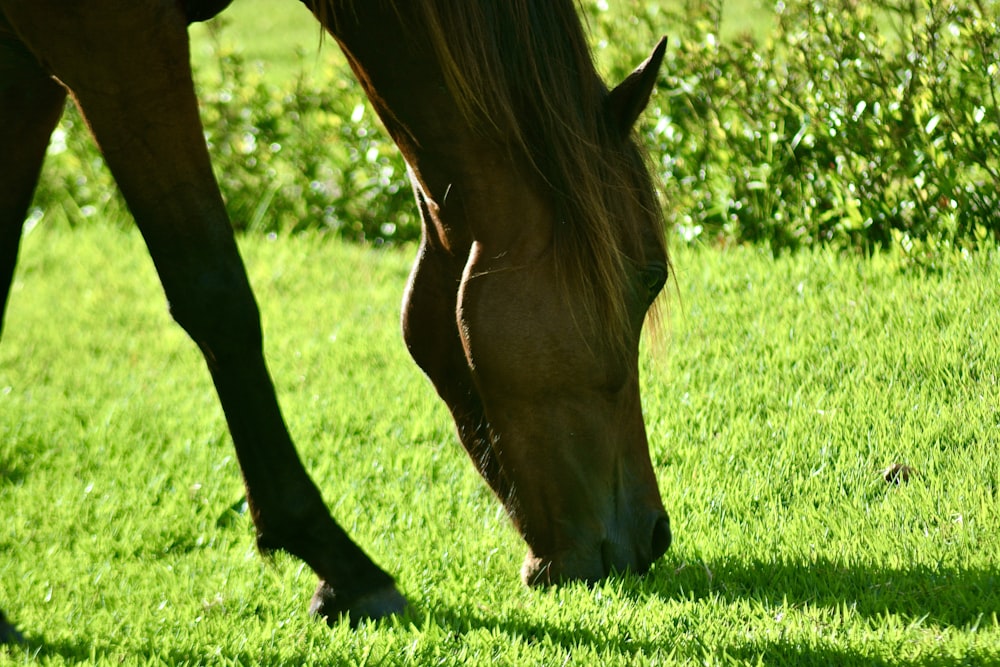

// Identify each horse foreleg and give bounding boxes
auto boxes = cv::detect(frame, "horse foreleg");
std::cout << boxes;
[1,2,404,625]
[0,25,65,337]
[0,22,66,645]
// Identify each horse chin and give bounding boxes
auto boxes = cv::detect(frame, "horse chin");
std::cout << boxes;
[519,547,605,587]
[518,514,672,588]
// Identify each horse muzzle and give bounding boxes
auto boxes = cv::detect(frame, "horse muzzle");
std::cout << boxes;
[520,510,671,586]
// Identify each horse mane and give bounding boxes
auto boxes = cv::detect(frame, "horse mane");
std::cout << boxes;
[409,1,667,353]
[320,0,668,354]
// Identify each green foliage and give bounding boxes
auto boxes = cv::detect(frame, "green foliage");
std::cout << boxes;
[29,0,1000,252]
[194,27,416,243]
[33,20,416,245]
[623,0,1000,253]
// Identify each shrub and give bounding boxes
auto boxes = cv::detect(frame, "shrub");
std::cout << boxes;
[32,20,416,245]
[194,36,416,243]
[616,0,1000,253]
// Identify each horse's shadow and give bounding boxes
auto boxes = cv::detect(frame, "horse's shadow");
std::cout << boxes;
[0,454,27,485]
[5,636,202,664]
[637,553,998,629]
[12,554,997,664]
[425,554,998,665]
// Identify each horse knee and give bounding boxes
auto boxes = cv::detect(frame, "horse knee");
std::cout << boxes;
[164,265,263,360]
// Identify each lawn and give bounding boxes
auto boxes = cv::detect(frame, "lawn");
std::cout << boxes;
[4,1,999,664]
[1,222,998,665]
[188,0,322,83]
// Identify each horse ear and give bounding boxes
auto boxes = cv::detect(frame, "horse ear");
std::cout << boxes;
[605,36,667,136]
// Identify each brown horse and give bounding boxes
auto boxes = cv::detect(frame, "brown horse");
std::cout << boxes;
[0,0,670,637]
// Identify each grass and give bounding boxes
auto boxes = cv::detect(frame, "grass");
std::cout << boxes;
[5,2,998,663]
[186,0,775,85]
[188,0,322,84]
[2,221,999,665]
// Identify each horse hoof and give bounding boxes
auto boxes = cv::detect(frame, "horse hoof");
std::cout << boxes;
[309,581,408,628]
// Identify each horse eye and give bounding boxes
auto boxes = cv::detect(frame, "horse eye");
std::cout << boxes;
[642,262,668,304]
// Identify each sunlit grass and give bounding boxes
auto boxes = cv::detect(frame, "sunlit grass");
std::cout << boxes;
[2,222,998,664]
[8,2,997,663]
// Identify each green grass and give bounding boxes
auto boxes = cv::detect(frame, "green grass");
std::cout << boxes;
[186,0,774,85]
[188,0,322,83]
[2,221,998,665]
[5,2,998,663]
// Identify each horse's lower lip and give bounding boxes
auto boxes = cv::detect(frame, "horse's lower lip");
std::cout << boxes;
[599,538,643,578]
[522,512,672,585]
[600,513,671,577]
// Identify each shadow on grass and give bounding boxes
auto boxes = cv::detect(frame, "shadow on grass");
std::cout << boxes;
[419,552,998,665]
[6,631,305,665]
[425,603,994,667]
[7,553,996,664]
[0,453,27,485]
[5,636,188,665]
[719,638,995,667]
[637,554,999,629]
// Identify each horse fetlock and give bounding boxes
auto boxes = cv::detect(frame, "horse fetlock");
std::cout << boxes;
[253,500,396,600]
[251,494,339,557]
[181,0,234,23]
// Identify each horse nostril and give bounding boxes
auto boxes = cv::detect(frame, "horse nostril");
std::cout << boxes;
[651,514,671,561]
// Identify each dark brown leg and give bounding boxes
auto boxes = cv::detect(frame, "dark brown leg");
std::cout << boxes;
[1,2,404,625]
[0,23,65,336]
[0,19,67,644]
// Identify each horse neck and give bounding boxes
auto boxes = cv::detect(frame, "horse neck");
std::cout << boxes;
[328,6,553,259]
